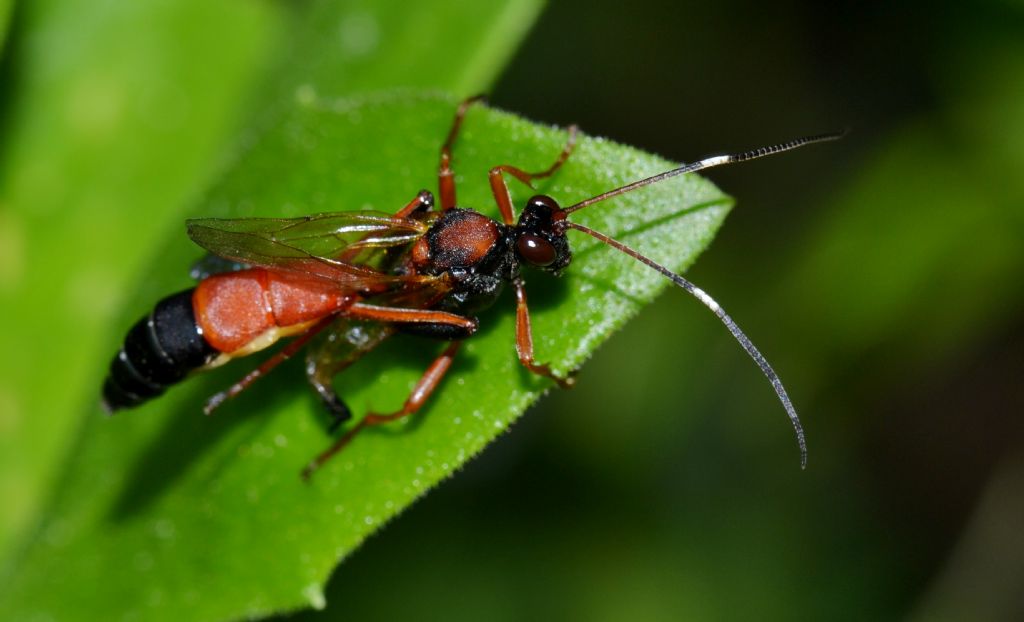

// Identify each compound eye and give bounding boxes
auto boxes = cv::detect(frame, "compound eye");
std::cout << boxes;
[517,233,557,267]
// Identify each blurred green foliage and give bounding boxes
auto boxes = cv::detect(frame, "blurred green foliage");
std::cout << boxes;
[0,1,11,50]
[2,0,1023,621]
[0,0,284,561]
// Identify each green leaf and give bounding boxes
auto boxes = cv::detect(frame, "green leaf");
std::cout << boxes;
[0,92,729,620]
[0,0,541,568]
[267,0,546,97]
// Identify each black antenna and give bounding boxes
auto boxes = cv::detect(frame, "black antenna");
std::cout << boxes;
[563,131,845,215]
[560,221,808,468]
[551,131,845,466]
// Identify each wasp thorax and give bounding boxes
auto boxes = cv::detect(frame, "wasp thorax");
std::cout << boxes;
[424,208,502,271]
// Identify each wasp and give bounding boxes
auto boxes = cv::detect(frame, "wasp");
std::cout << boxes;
[102,96,839,478]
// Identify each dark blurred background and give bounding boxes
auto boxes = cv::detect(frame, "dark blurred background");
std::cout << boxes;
[296,1,1024,620]
[2,0,1022,620]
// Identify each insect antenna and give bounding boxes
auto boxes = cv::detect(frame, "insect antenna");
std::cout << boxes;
[561,131,845,215]
[553,132,844,467]
[560,220,808,468]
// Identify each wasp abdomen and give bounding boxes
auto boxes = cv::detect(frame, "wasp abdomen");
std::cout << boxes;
[102,288,216,412]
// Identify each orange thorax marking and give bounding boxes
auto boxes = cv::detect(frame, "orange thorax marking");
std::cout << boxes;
[430,211,499,270]
[194,269,350,353]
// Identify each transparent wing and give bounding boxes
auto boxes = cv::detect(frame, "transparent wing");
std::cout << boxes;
[186,211,435,289]
[188,254,249,281]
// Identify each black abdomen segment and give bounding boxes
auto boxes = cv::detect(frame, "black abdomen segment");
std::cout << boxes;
[102,288,217,412]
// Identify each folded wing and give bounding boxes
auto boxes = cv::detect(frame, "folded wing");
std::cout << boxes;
[187,212,436,291]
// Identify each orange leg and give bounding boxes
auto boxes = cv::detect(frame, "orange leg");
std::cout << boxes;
[301,341,462,480]
[514,280,576,388]
[393,189,435,218]
[489,124,579,224]
[346,302,477,334]
[439,95,487,210]
[203,316,336,415]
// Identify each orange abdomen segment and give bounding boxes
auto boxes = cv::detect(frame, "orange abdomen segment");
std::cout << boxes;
[194,269,351,353]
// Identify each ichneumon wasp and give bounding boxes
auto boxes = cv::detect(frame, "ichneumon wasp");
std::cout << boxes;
[102,96,840,478]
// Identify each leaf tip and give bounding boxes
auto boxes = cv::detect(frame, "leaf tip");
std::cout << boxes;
[302,583,327,610]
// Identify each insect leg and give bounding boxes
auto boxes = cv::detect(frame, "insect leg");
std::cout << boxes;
[392,189,435,219]
[307,364,352,432]
[346,303,478,336]
[302,341,461,480]
[488,125,579,224]
[513,279,575,388]
[203,316,335,415]
[305,320,394,432]
[439,95,487,210]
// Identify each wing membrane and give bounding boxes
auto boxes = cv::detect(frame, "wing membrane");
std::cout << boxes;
[186,212,434,289]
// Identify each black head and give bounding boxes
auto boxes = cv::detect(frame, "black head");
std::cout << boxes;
[513,195,572,274]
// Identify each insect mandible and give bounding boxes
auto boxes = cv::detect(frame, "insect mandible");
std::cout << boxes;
[102,96,840,478]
